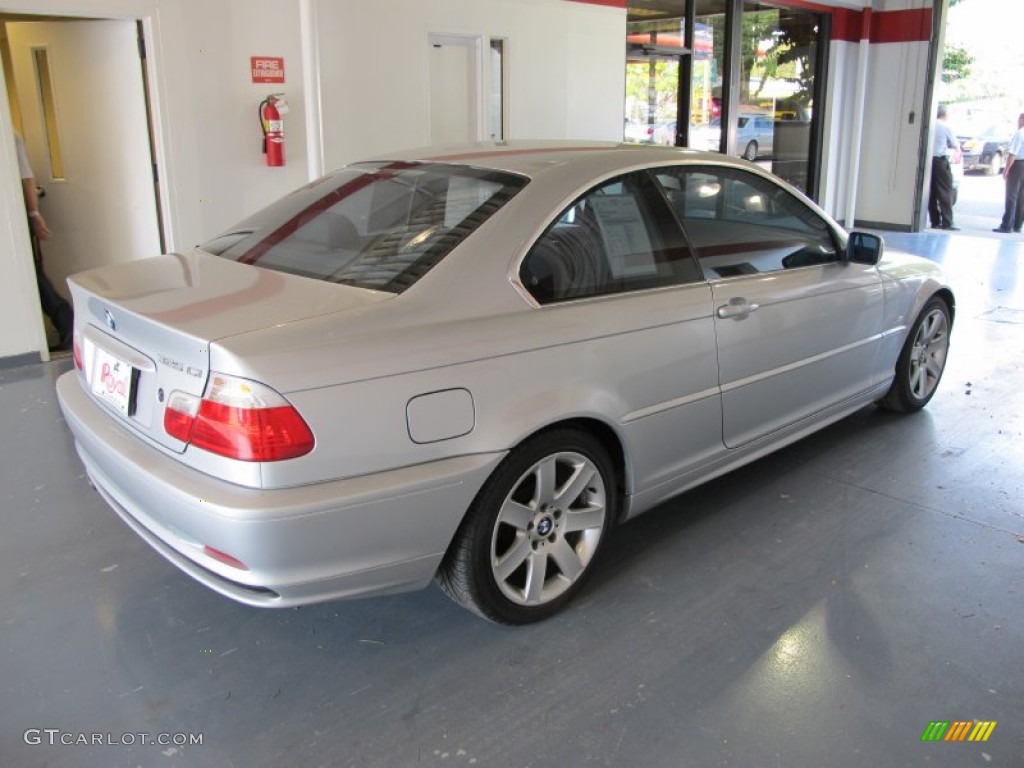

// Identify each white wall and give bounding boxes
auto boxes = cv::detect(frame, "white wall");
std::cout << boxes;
[853,39,932,227]
[165,0,309,243]
[855,0,936,228]
[818,0,939,229]
[0,0,624,362]
[0,91,47,359]
[820,39,860,223]
[0,0,309,361]
[314,0,625,169]
[0,0,944,361]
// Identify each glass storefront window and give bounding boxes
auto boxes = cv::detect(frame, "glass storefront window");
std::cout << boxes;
[623,0,823,197]
[739,1,820,189]
[624,59,679,145]
[689,2,726,154]
[624,7,688,146]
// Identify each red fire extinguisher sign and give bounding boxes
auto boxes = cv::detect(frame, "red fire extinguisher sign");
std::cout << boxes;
[251,56,285,84]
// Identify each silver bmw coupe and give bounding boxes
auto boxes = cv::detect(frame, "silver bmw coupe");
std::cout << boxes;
[57,142,953,624]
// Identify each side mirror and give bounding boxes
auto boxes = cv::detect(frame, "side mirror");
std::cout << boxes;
[847,231,883,265]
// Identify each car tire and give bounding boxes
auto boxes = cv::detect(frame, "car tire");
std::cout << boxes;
[987,152,1002,176]
[436,428,616,624]
[743,141,758,161]
[879,296,951,413]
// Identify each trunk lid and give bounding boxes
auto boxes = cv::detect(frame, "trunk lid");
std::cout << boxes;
[70,248,389,452]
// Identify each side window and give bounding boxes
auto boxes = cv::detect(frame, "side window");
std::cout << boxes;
[653,166,839,278]
[519,172,700,304]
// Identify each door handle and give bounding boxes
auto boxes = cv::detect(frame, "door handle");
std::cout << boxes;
[717,298,760,319]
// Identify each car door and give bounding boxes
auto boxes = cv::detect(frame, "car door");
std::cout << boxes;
[652,165,884,449]
[517,171,721,494]
[757,116,774,156]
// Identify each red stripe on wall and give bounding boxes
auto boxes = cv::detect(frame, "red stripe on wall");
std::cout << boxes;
[570,0,929,43]
[760,0,841,13]
[566,0,626,7]
[831,9,862,43]
[831,7,932,44]
[871,8,932,44]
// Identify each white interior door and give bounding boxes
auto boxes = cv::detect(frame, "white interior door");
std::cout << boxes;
[8,20,160,295]
[429,35,480,146]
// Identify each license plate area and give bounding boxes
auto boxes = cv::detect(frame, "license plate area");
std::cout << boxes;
[90,346,139,416]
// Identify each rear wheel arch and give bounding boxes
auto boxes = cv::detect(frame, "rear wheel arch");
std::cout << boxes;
[435,417,629,623]
[494,417,630,521]
[547,418,628,510]
[440,416,632,552]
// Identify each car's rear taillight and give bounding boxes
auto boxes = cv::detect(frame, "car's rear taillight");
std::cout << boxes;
[164,390,200,443]
[163,374,314,462]
[72,335,82,370]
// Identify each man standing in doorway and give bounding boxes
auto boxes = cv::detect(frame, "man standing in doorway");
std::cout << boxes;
[15,133,73,349]
[929,105,960,231]
[993,112,1024,234]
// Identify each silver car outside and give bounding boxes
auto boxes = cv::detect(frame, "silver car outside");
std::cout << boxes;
[57,142,954,624]
[689,114,775,161]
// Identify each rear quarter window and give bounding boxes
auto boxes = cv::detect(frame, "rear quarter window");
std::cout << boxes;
[202,162,527,293]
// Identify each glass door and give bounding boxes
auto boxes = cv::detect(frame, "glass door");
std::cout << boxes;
[623,0,826,198]
[688,2,727,154]
[624,3,688,146]
[739,1,823,191]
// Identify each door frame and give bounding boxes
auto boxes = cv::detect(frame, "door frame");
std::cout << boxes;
[0,8,168,362]
[427,32,486,144]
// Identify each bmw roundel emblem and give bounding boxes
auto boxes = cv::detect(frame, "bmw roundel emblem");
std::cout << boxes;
[104,309,116,331]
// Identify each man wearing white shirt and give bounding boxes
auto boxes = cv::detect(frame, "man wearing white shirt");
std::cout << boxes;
[993,112,1024,234]
[929,106,960,230]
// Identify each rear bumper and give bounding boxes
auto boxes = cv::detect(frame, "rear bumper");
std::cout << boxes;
[962,152,994,170]
[56,371,505,607]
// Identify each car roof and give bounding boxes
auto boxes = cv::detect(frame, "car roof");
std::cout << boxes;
[361,140,754,179]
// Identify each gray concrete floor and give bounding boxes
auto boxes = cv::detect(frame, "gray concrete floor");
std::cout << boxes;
[953,169,1024,239]
[2,231,1022,768]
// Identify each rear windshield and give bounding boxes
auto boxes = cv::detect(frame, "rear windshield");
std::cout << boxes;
[201,161,528,293]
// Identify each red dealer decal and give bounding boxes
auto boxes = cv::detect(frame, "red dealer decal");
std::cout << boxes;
[251,56,285,84]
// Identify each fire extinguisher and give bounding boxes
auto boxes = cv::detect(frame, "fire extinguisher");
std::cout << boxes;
[259,95,286,167]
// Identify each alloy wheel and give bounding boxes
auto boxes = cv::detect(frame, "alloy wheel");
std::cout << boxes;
[908,307,949,401]
[489,451,606,607]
